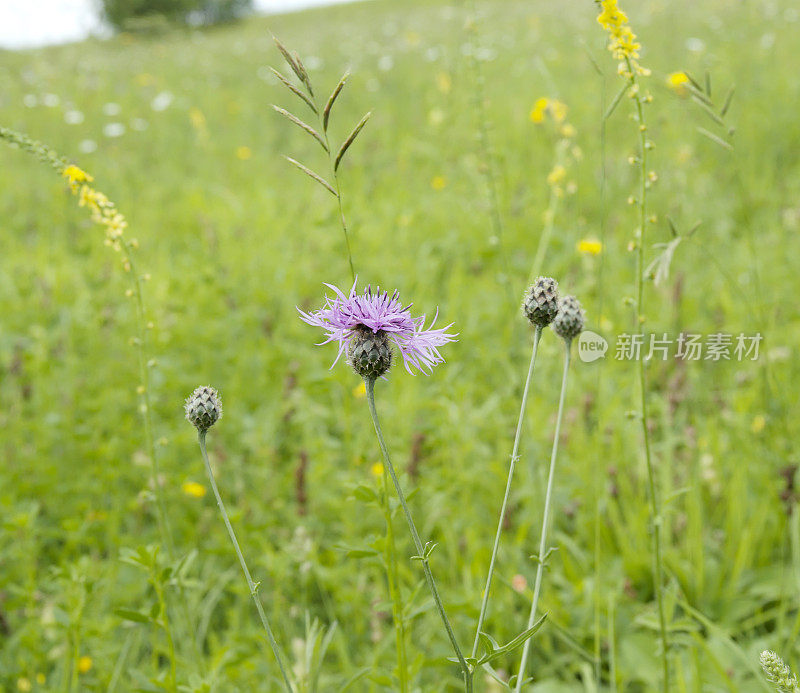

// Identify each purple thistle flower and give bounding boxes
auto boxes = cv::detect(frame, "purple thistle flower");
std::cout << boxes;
[298,280,457,376]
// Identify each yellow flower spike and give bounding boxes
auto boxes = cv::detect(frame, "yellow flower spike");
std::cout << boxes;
[578,239,603,256]
[182,481,207,498]
[560,123,577,138]
[62,164,93,187]
[550,99,568,123]
[370,462,383,479]
[78,656,93,674]
[529,97,548,123]
[546,165,566,187]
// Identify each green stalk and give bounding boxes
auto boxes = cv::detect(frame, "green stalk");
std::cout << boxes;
[379,462,409,691]
[197,431,294,693]
[471,326,543,658]
[514,340,572,691]
[364,378,472,692]
[625,55,669,692]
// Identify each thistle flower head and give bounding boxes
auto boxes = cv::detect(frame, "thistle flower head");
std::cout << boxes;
[185,386,222,432]
[760,650,800,693]
[298,280,457,377]
[553,295,585,342]
[523,277,559,327]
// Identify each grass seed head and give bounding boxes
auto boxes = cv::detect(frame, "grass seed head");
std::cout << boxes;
[185,386,222,432]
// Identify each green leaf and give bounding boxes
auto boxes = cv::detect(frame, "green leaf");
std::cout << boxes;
[115,608,151,624]
[476,614,547,665]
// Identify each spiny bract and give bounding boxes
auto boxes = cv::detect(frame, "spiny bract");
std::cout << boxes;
[185,386,223,432]
[523,277,559,327]
[553,295,585,341]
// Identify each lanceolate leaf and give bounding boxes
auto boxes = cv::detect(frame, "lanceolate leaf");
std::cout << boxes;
[324,72,350,132]
[334,111,371,171]
[272,106,328,151]
[270,68,317,114]
[283,156,337,196]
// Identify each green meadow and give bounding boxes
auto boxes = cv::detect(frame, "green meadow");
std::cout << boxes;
[2,0,800,690]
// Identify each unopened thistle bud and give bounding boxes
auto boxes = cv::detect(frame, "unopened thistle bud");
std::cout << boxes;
[185,386,222,432]
[760,650,800,693]
[522,277,559,328]
[347,326,392,379]
[553,295,585,342]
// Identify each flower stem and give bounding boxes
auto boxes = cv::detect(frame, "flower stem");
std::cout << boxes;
[471,326,542,658]
[380,462,409,692]
[197,431,294,693]
[364,378,472,692]
[626,55,669,693]
[514,340,572,691]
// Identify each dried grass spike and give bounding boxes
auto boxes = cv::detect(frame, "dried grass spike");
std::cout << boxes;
[324,72,350,132]
[335,112,371,172]
[270,67,317,114]
[283,156,337,196]
[272,105,328,151]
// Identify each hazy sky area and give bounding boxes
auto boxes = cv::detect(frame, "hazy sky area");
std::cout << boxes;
[0,0,355,49]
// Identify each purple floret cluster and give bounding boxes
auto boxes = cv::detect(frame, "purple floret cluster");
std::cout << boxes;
[298,279,457,375]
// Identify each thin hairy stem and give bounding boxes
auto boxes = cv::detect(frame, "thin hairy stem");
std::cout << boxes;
[197,431,294,693]
[625,54,669,692]
[364,378,472,691]
[472,326,542,657]
[380,463,409,692]
[515,341,571,691]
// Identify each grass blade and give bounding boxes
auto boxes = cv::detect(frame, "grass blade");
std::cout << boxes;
[284,156,337,195]
[334,111,371,171]
[324,71,349,132]
[603,82,630,122]
[273,105,328,151]
[270,68,317,114]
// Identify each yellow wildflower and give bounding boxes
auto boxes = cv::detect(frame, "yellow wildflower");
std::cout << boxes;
[751,415,766,434]
[560,123,577,138]
[436,71,452,94]
[549,99,568,123]
[431,175,447,191]
[596,0,647,74]
[17,679,32,692]
[352,382,366,399]
[78,656,93,674]
[530,97,548,123]
[578,239,603,255]
[371,462,383,479]
[667,71,690,96]
[236,146,252,160]
[182,481,207,498]
[546,165,566,187]
[36,674,46,685]
[62,164,93,191]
